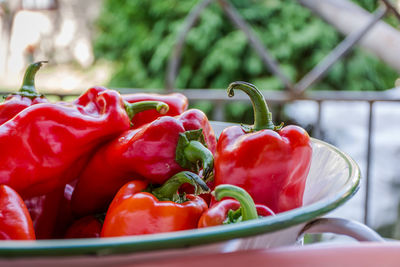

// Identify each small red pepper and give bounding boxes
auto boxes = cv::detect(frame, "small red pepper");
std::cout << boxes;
[214,82,312,213]
[0,61,48,125]
[123,92,188,128]
[71,109,216,216]
[64,215,103,239]
[0,85,169,198]
[198,184,274,228]
[101,171,208,237]
[0,185,35,240]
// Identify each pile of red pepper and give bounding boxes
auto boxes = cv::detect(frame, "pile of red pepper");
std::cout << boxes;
[0,63,312,240]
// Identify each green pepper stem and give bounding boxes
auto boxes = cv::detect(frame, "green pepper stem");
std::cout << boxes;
[124,101,169,121]
[183,140,214,179]
[152,171,209,201]
[213,184,258,221]
[227,81,275,131]
[18,61,47,98]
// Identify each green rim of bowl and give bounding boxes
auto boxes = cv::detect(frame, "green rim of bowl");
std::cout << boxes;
[0,138,360,258]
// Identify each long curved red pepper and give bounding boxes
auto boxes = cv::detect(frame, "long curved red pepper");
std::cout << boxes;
[123,92,188,128]
[0,86,169,198]
[0,185,35,240]
[214,82,312,213]
[101,171,208,237]
[0,61,48,125]
[71,109,216,216]
[198,184,274,228]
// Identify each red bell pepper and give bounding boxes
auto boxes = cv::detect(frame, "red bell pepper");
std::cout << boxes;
[123,92,188,128]
[71,109,216,216]
[64,215,103,239]
[198,184,274,228]
[0,61,48,125]
[214,82,312,213]
[0,185,35,240]
[0,86,169,198]
[101,171,208,237]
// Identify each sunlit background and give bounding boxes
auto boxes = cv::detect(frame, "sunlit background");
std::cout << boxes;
[1,0,399,94]
[0,0,106,93]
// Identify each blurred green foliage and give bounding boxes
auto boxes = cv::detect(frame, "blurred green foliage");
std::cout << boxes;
[95,0,398,92]
[94,0,399,124]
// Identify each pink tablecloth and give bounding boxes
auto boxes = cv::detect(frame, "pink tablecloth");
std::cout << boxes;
[129,242,400,267]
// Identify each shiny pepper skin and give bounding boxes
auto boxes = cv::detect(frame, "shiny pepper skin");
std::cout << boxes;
[101,178,208,237]
[198,184,274,227]
[123,92,188,128]
[0,94,48,125]
[214,82,312,213]
[0,185,35,240]
[102,193,207,237]
[215,125,312,213]
[198,199,274,227]
[0,86,132,198]
[71,109,216,217]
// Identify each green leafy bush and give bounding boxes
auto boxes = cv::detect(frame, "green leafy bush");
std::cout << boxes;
[95,0,398,92]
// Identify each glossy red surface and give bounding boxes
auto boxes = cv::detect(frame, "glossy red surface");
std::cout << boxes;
[198,199,274,227]
[123,93,188,128]
[101,182,207,237]
[214,125,312,213]
[71,109,216,217]
[0,185,35,240]
[0,94,48,125]
[0,87,131,198]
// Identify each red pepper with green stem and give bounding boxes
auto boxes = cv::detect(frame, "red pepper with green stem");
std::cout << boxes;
[101,171,209,237]
[0,185,35,240]
[0,86,169,198]
[198,184,274,228]
[123,92,188,128]
[0,61,48,125]
[71,109,216,216]
[214,82,312,213]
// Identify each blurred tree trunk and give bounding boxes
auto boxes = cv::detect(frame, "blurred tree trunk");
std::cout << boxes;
[298,0,400,72]
[0,1,19,79]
